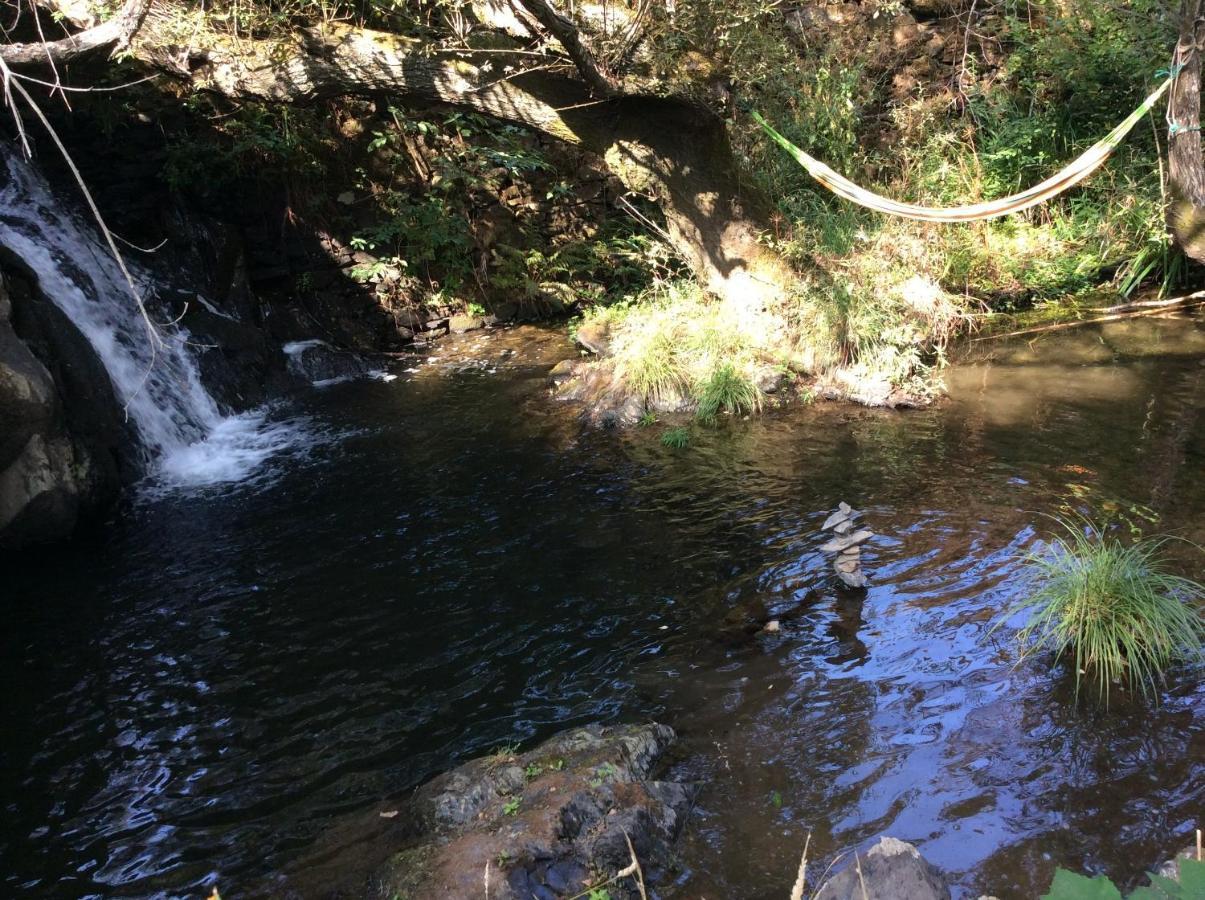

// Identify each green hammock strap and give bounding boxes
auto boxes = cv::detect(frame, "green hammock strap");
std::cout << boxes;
[751,77,1174,223]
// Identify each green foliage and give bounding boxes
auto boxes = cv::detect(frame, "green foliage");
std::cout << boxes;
[1043,870,1123,900]
[1043,859,1205,900]
[660,427,691,449]
[1009,517,1205,704]
[164,101,331,193]
[502,797,521,816]
[695,363,761,424]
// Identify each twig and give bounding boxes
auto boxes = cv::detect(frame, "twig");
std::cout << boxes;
[622,830,648,900]
[855,850,869,900]
[10,70,160,92]
[972,292,1205,342]
[789,832,811,900]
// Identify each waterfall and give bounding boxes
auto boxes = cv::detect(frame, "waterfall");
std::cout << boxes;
[0,144,302,489]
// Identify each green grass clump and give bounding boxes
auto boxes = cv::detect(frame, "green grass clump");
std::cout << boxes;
[660,427,691,449]
[695,364,761,424]
[1011,518,1205,704]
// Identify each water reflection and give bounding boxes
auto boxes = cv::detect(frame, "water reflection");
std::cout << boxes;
[1,317,1202,899]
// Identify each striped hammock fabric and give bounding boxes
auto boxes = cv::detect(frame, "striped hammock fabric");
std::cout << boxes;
[751,77,1173,223]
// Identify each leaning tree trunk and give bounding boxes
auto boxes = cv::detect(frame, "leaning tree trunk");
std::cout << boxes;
[1,3,797,318]
[1168,0,1205,261]
[170,25,796,315]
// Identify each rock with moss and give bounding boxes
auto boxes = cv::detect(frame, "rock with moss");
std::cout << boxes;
[369,723,694,900]
[815,837,950,900]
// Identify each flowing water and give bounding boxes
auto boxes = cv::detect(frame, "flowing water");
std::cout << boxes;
[2,317,1203,899]
[0,147,304,488]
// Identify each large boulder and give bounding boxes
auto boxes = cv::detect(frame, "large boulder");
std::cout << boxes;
[0,271,122,549]
[815,837,951,900]
[369,723,694,900]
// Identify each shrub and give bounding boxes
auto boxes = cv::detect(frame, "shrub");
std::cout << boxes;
[1009,518,1205,704]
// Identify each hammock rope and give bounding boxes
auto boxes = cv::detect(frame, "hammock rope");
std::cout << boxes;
[751,77,1174,223]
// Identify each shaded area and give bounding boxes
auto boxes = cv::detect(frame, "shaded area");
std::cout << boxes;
[0,318,1203,898]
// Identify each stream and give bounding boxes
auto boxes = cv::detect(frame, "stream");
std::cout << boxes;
[2,316,1203,899]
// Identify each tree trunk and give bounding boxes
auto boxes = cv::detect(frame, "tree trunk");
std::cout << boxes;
[1168,0,1205,261]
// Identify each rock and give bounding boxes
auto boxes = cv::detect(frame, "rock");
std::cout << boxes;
[836,557,861,574]
[548,358,581,388]
[819,530,874,553]
[755,367,785,394]
[822,502,858,530]
[763,619,781,633]
[1153,844,1200,882]
[575,320,611,356]
[282,339,374,384]
[0,269,123,549]
[370,723,694,900]
[815,837,950,900]
[834,519,854,535]
[713,596,772,645]
[837,569,869,589]
[449,314,485,334]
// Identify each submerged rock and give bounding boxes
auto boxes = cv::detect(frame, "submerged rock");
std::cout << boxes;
[815,837,951,900]
[369,723,694,900]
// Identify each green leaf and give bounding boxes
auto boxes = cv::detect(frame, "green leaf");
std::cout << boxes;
[1179,858,1205,894]
[1042,869,1123,900]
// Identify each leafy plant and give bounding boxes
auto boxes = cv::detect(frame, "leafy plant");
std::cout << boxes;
[1043,858,1205,899]
[502,797,521,816]
[661,427,691,449]
[1007,517,1205,704]
[695,363,761,424]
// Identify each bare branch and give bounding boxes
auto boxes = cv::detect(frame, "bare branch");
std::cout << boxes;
[0,0,147,66]
[513,0,617,96]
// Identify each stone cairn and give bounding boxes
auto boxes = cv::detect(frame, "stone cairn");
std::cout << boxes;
[820,501,873,588]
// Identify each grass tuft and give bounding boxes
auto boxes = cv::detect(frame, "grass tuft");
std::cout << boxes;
[695,364,762,424]
[1009,517,1205,705]
[660,427,691,449]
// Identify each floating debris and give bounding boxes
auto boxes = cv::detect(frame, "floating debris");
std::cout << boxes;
[820,502,872,588]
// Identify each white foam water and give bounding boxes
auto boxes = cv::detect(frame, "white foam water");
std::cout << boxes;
[0,144,305,490]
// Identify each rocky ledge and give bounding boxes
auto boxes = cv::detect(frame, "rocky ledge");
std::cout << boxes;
[368,723,695,900]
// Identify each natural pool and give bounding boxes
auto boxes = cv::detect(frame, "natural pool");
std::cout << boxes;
[2,315,1202,898]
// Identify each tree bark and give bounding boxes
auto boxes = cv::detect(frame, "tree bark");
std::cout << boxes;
[0,0,147,66]
[1168,0,1205,262]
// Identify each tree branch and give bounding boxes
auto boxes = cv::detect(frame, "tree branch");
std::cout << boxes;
[0,0,147,66]
[514,0,617,96]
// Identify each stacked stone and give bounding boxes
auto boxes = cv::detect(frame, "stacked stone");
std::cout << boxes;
[819,501,873,588]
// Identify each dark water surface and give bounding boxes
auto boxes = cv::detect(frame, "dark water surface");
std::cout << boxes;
[2,319,1203,899]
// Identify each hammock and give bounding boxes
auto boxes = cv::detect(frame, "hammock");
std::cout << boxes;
[750,77,1173,223]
